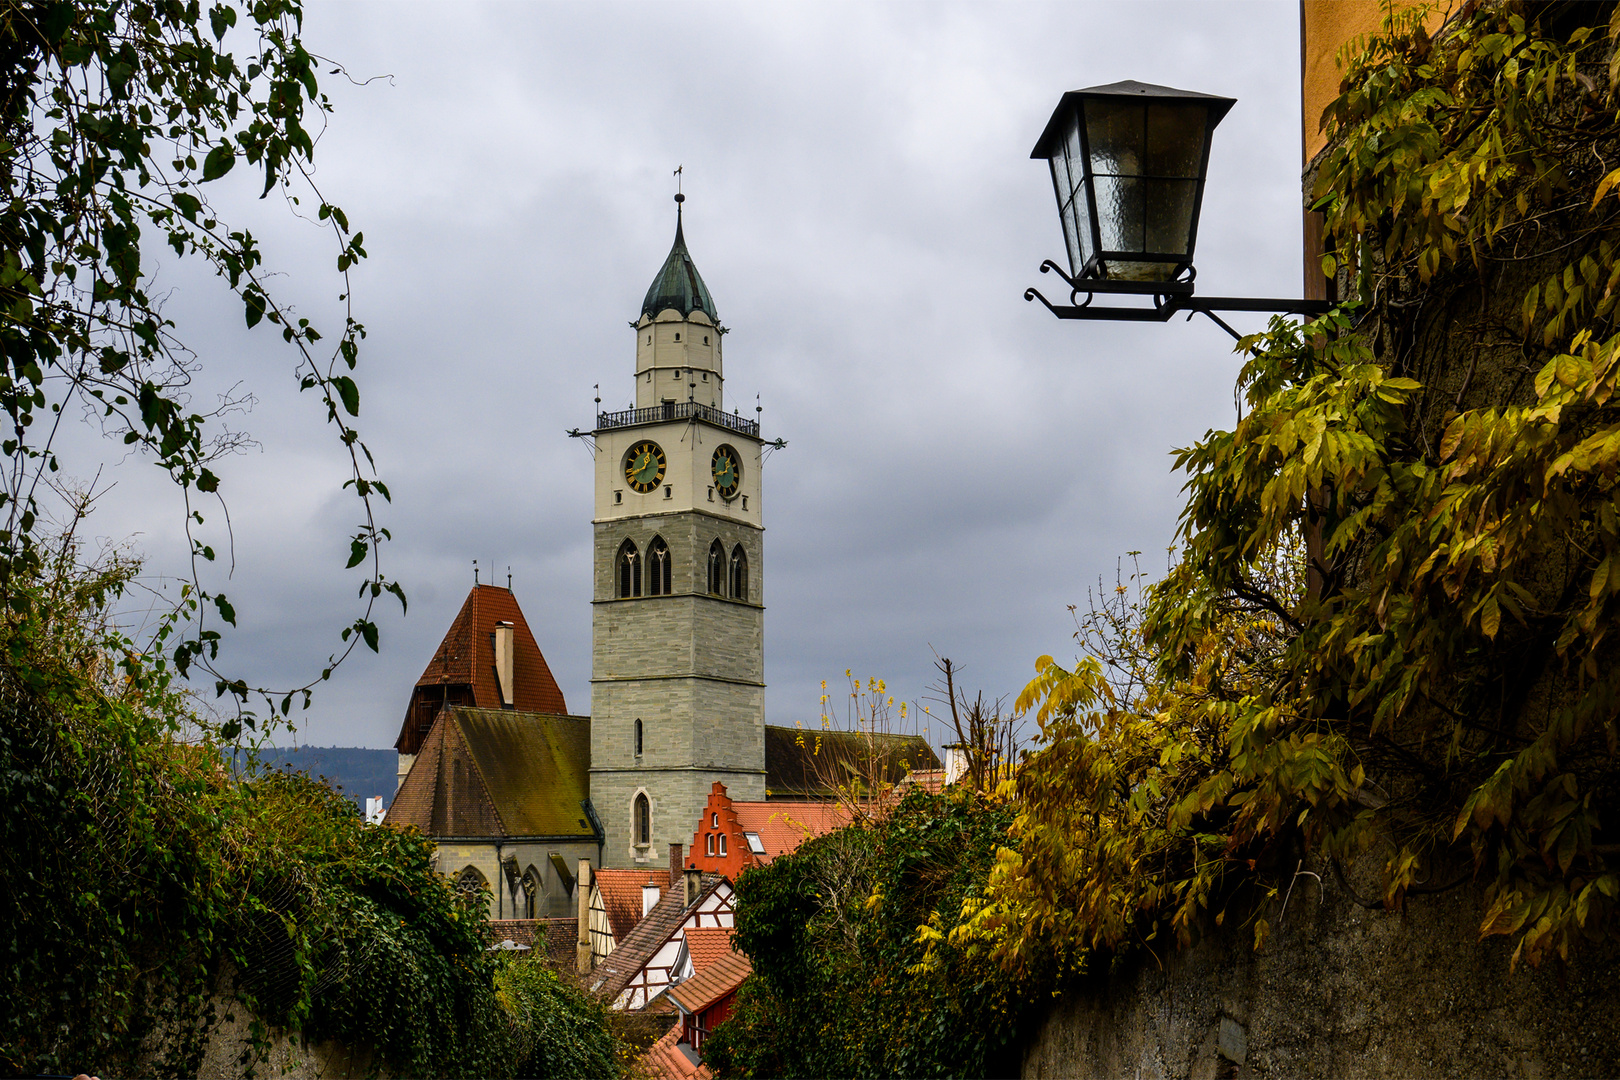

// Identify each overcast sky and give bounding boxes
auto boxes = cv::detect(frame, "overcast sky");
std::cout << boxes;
[75,0,1305,750]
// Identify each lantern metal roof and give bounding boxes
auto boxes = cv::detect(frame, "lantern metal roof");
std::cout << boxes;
[640,205,717,322]
[1029,80,1236,161]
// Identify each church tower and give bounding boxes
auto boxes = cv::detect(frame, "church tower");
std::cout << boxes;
[589,196,766,869]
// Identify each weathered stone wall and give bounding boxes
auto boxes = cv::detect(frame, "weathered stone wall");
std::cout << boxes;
[1021,856,1620,1079]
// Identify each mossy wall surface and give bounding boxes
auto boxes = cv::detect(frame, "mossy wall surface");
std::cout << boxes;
[1022,854,1620,1079]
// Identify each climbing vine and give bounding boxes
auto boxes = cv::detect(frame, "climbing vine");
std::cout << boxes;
[951,0,1620,984]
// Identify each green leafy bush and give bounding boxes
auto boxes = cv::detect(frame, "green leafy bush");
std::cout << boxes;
[0,545,612,1077]
[706,788,1022,1079]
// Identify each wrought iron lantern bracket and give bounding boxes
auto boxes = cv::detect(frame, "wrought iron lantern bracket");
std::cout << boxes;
[1025,260,1331,340]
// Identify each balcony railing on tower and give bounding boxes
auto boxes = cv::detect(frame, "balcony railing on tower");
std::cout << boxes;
[596,400,760,438]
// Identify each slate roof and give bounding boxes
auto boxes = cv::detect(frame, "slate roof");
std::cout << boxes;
[731,800,853,863]
[763,725,941,799]
[668,949,751,1014]
[385,708,594,838]
[590,872,725,1002]
[395,585,569,754]
[680,927,733,975]
[595,868,670,942]
[642,1022,709,1080]
[641,210,717,322]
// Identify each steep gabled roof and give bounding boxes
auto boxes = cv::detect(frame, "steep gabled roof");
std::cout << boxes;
[591,872,725,1002]
[668,949,751,1014]
[595,869,671,942]
[680,927,733,975]
[385,707,593,838]
[763,725,941,799]
[731,800,853,864]
[395,584,568,753]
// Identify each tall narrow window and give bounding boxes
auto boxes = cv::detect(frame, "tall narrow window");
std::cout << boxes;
[521,866,541,919]
[634,793,651,846]
[707,540,726,595]
[634,718,643,757]
[648,536,671,595]
[617,539,640,598]
[729,544,749,601]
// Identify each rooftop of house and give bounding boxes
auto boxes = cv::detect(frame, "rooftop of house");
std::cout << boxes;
[594,868,671,943]
[590,871,725,1003]
[730,799,853,864]
[668,949,751,1015]
[680,927,734,974]
[763,724,941,799]
[385,707,594,838]
[642,1021,710,1080]
[395,584,569,754]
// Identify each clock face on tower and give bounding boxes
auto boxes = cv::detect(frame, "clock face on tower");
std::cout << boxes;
[624,440,667,493]
[711,445,741,500]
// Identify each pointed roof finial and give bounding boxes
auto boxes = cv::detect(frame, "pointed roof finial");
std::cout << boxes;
[640,170,714,321]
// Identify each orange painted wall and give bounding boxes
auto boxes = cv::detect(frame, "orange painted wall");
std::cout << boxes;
[1301,1,1442,161]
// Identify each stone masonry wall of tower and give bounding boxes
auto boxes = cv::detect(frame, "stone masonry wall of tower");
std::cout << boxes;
[589,207,767,870]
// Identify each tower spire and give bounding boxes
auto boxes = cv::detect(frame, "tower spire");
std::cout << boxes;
[640,183,714,322]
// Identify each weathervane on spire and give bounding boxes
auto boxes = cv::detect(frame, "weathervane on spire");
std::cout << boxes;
[674,164,685,208]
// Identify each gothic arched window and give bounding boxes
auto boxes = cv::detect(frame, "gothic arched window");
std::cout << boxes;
[521,866,541,919]
[634,793,651,846]
[617,539,641,598]
[707,540,726,595]
[648,536,671,596]
[457,866,486,897]
[729,544,748,601]
[635,718,644,757]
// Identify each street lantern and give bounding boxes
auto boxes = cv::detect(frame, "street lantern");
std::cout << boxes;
[1025,81,1329,337]
[1032,80,1233,287]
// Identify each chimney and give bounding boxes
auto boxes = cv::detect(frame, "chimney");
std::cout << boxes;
[684,867,703,907]
[493,621,515,707]
[575,859,593,974]
[642,880,661,917]
[944,744,968,785]
[669,841,684,880]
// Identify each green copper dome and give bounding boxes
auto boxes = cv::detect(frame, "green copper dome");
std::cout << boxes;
[640,208,716,321]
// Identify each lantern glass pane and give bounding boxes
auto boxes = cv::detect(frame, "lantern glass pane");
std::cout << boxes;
[1093,173,1143,254]
[1064,117,1087,201]
[1144,103,1208,178]
[1050,158,1082,277]
[1084,99,1145,179]
[1144,177,1198,255]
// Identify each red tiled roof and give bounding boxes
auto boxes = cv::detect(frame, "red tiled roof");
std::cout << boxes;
[668,949,751,1014]
[591,872,724,1003]
[595,868,670,943]
[731,800,853,863]
[681,928,732,975]
[395,585,569,753]
[641,1022,710,1080]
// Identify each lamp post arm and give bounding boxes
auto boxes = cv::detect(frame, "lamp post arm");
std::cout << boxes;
[1025,284,1333,341]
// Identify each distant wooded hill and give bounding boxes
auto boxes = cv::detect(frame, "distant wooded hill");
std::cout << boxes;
[229,746,397,813]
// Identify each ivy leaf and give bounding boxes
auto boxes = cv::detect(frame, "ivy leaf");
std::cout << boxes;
[202,142,236,181]
[332,375,360,416]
